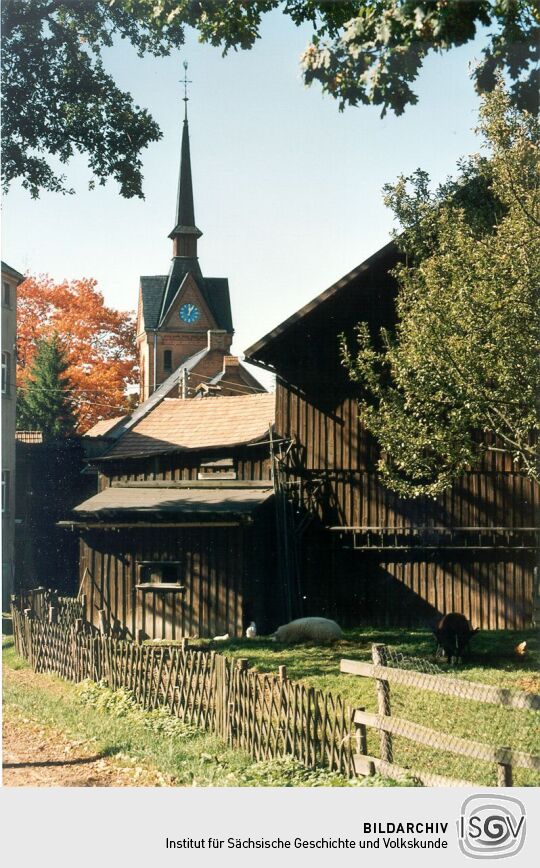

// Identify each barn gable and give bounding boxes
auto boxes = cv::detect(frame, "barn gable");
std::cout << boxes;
[244,242,537,630]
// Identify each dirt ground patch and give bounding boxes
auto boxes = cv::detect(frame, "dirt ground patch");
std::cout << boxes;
[2,716,174,787]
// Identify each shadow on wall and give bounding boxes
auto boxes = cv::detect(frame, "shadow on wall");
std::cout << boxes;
[299,545,534,630]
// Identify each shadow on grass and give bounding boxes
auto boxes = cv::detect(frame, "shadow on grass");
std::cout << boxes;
[3,755,104,770]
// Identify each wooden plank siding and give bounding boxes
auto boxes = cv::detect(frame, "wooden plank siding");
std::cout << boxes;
[277,383,537,629]
[98,446,272,488]
[77,444,277,641]
[79,526,251,640]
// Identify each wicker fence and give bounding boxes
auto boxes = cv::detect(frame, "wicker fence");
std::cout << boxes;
[10,598,355,777]
[10,595,539,786]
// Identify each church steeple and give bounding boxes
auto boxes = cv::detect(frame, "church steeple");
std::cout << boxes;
[169,62,202,258]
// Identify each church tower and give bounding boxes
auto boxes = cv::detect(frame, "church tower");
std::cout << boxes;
[137,63,242,402]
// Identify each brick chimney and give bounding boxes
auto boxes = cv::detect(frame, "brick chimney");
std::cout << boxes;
[222,355,240,372]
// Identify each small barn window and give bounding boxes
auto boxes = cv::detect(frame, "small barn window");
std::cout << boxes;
[136,560,184,590]
[143,563,178,583]
[198,458,236,480]
[2,281,11,307]
[163,349,172,372]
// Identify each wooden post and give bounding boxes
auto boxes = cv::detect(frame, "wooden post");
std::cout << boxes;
[236,659,248,750]
[98,609,108,635]
[181,637,189,653]
[80,593,87,622]
[278,665,287,682]
[307,686,315,766]
[73,618,83,682]
[223,657,230,743]
[49,606,58,624]
[215,654,222,738]
[372,643,393,763]
[355,705,368,757]
[229,700,236,744]
[23,609,34,668]
[497,748,513,787]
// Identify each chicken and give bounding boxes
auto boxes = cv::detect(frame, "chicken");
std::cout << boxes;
[514,641,527,658]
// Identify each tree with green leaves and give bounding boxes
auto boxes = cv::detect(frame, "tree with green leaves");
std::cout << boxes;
[340,81,540,497]
[2,1,538,198]
[17,334,77,439]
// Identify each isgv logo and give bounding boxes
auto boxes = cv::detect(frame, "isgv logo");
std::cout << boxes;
[458,795,526,859]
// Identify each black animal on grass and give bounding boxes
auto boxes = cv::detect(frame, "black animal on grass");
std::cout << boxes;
[433,613,478,665]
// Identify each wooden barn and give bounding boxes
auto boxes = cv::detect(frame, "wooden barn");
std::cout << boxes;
[64,393,279,640]
[245,242,539,630]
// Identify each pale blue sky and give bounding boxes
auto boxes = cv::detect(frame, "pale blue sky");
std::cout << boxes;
[2,11,489,381]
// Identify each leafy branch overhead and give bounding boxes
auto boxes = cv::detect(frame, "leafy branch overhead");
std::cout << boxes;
[2,1,538,198]
[1,0,187,198]
[341,81,540,497]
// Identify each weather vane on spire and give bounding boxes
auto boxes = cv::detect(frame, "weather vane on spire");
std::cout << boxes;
[182,60,192,122]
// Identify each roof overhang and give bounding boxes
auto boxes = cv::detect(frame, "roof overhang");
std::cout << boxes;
[244,239,399,368]
[1,261,25,283]
[96,434,271,462]
[68,483,274,523]
[168,224,203,239]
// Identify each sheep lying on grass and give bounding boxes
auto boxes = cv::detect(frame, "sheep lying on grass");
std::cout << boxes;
[274,617,343,645]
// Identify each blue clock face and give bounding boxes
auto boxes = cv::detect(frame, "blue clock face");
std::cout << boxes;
[179,303,200,324]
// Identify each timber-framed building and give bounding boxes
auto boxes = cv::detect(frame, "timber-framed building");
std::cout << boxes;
[245,243,538,630]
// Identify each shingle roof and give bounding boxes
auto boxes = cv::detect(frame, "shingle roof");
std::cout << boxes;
[106,346,210,444]
[203,278,233,333]
[140,266,233,333]
[73,485,273,517]
[101,392,275,459]
[169,118,202,238]
[83,416,128,437]
[140,275,168,330]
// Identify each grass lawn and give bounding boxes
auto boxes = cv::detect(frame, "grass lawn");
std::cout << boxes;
[2,635,398,788]
[182,626,540,787]
[4,623,538,787]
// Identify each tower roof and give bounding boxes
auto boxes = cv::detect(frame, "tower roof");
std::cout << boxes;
[138,63,233,339]
[169,66,202,241]
[139,272,233,333]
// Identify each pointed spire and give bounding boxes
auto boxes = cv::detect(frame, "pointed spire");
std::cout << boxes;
[169,61,202,256]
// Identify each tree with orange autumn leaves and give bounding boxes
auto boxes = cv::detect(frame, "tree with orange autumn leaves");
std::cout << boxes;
[17,276,138,433]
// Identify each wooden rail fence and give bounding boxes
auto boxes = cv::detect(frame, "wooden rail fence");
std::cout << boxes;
[11,596,538,786]
[341,644,540,787]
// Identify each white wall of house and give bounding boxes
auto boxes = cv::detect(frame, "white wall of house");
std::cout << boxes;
[2,262,23,608]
